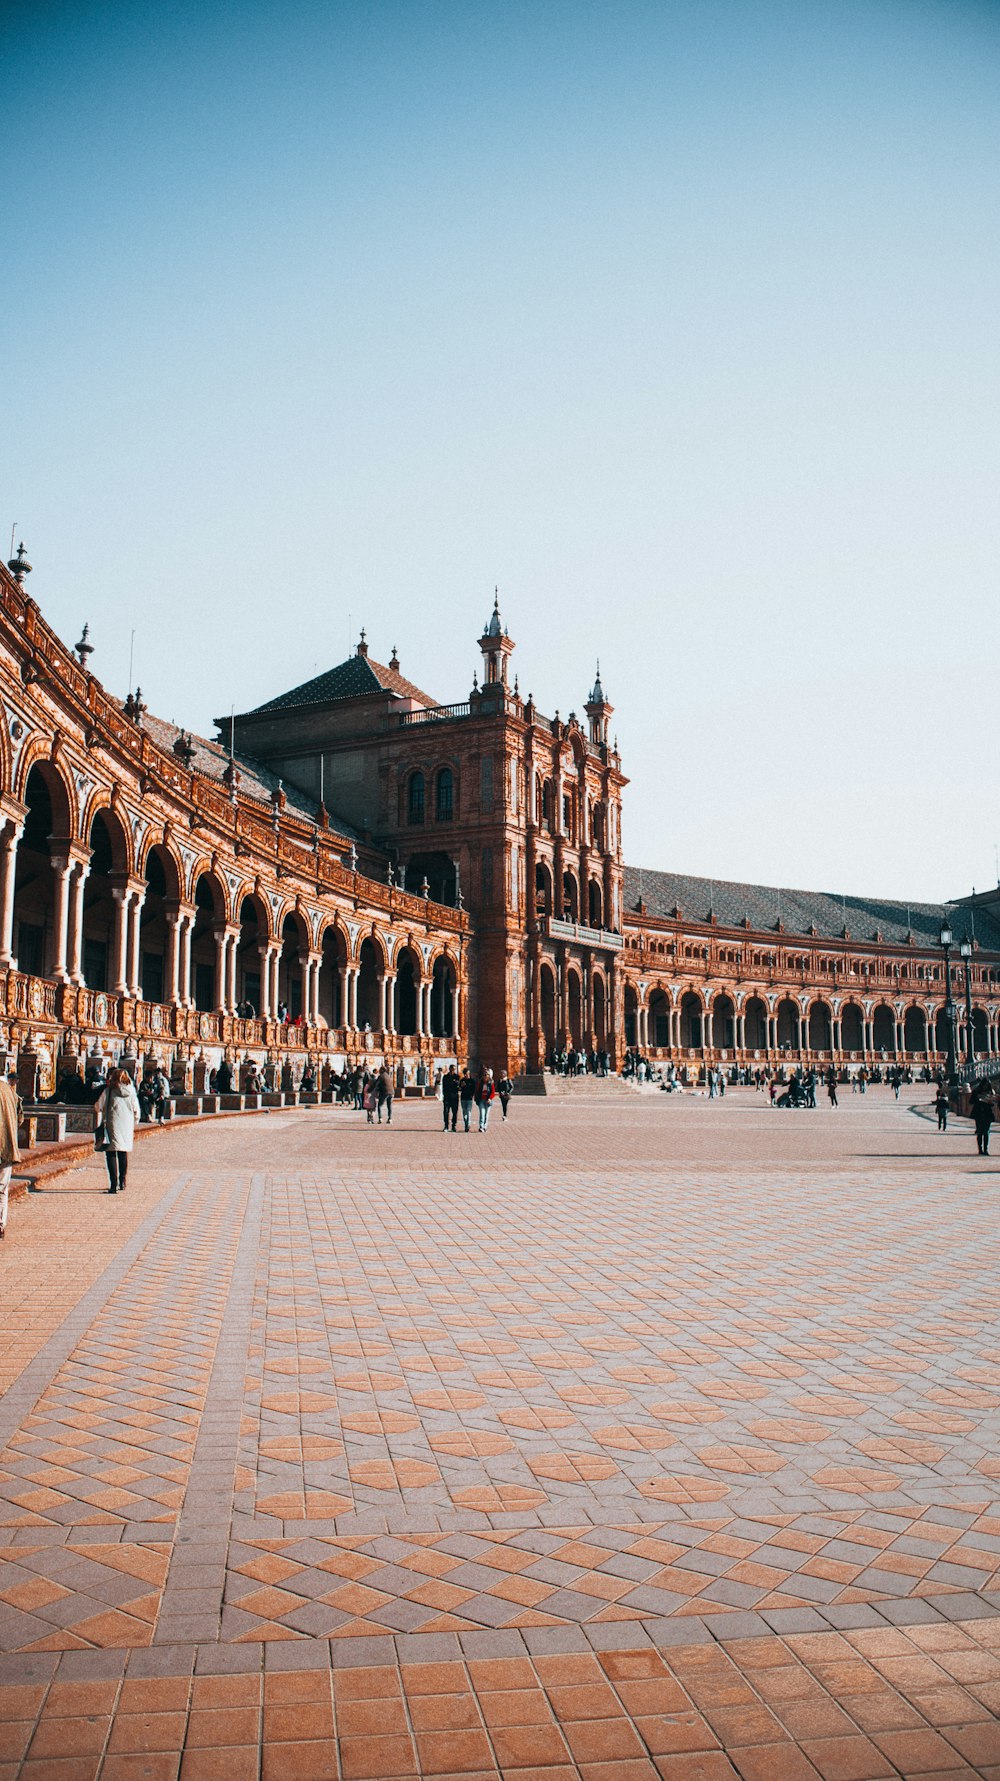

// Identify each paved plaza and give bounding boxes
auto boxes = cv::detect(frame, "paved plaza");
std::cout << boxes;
[2,1084,1000,1778]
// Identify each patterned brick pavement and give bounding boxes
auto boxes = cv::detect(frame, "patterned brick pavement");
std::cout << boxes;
[2,1087,1000,1777]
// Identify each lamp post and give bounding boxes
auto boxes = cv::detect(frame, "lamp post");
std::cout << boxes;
[940,922,957,1086]
[960,938,975,1077]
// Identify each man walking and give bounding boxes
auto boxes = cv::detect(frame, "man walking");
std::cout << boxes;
[972,1084,995,1155]
[376,1063,393,1125]
[442,1065,459,1132]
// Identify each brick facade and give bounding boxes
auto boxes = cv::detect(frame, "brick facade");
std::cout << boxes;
[1,556,996,1087]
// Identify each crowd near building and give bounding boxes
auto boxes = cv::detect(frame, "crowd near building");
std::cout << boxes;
[0,542,997,1101]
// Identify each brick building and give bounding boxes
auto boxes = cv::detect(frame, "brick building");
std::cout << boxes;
[1,547,997,1089]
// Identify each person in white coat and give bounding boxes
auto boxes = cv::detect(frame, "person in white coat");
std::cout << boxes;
[94,1067,141,1194]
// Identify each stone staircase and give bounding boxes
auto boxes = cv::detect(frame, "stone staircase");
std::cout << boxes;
[515,1072,635,1097]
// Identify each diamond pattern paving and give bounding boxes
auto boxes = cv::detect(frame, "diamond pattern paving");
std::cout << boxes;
[1,1085,999,1776]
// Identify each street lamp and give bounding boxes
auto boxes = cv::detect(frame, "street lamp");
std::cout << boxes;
[940,922,957,1086]
[960,938,975,1078]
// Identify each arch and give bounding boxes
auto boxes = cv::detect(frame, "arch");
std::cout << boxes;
[934,1006,953,1055]
[138,843,182,1003]
[680,989,704,1049]
[80,807,134,992]
[430,954,455,1037]
[235,892,270,1016]
[434,766,454,822]
[776,996,800,1050]
[535,861,553,918]
[808,999,832,1050]
[840,1001,864,1051]
[743,994,768,1050]
[189,870,228,1013]
[357,935,382,1029]
[403,851,457,906]
[712,992,736,1049]
[317,920,347,1026]
[278,908,310,1021]
[12,763,74,978]
[593,972,607,1049]
[540,961,557,1052]
[903,1005,927,1053]
[14,745,74,830]
[562,871,579,922]
[973,1007,990,1054]
[407,770,425,826]
[394,944,421,1036]
[648,988,670,1049]
[624,982,638,1049]
[567,968,583,1049]
[872,1004,896,1053]
[587,877,603,929]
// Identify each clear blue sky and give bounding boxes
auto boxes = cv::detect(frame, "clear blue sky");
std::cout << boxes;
[2,0,998,900]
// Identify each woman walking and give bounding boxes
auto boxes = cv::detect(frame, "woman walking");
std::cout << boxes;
[0,1072,20,1238]
[475,1067,496,1132]
[94,1067,141,1193]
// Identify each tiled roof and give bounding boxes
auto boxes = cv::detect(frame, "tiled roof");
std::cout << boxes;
[251,652,438,714]
[142,712,364,843]
[623,864,1000,951]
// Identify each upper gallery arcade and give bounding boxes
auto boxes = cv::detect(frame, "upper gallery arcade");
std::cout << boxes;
[0,541,997,1082]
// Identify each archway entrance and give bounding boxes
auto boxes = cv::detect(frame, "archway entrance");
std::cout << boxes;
[743,995,768,1051]
[593,974,607,1049]
[904,1006,927,1053]
[431,957,455,1037]
[649,989,670,1049]
[680,991,703,1049]
[357,938,382,1029]
[841,1002,864,1051]
[973,1008,990,1054]
[872,1005,895,1053]
[139,846,180,1004]
[540,962,557,1054]
[394,946,419,1036]
[776,998,799,1051]
[623,983,638,1049]
[318,925,346,1026]
[809,1001,832,1050]
[237,896,267,1016]
[712,994,735,1049]
[567,970,583,1049]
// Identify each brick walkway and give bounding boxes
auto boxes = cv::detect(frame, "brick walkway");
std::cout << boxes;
[2,1087,1000,1777]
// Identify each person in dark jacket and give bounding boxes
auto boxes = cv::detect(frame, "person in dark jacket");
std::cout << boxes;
[497,1073,513,1120]
[459,1069,476,1132]
[934,1085,949,1131]
[972,1085,995,1155]
[441,1066,460,1132]
[376,1064,393,1125]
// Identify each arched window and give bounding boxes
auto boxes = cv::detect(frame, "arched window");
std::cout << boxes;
[435,767,453,821]
[408,771,425,825]
[542,779,554,832]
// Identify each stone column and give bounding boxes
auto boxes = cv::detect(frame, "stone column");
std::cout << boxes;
[450,977,458,1040]
[165,910,181,1005]
[110,886,130,994]
[308,952,322,1024]
[50,855,73,983]
[213,925,228,1013]
[384,972,397,1035]
[736,1012,746,1052]
[833,1016,842,1053]
[0,822,23,968]
[127,889,145,998]
[257,944,271,1019]
[348,966,359,1030]
[67,861,89,986]
[180,912,195,1007]
[227,931,239,1014]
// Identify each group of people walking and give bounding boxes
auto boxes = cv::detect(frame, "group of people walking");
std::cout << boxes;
[439,1066,512,1131]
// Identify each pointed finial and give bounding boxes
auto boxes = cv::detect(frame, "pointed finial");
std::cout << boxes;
[389,645,399,670]
[7,541,32,585]
[75,623,94,667]
[357,628,368,657]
